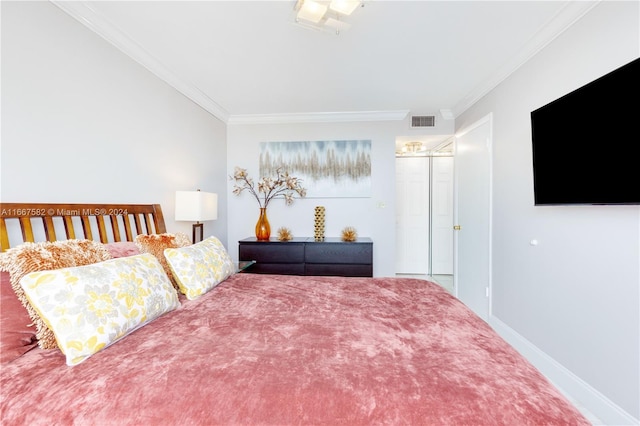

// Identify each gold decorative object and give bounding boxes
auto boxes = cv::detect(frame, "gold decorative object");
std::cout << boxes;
[255,208,270,241]
[341,226,357,242]
[314,206,325,241]
[277,227,293,241]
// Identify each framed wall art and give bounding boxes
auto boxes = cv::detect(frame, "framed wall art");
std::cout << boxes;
[259,140,372,198]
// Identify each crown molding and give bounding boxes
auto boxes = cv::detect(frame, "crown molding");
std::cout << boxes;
[51,0,597,124]
[227,110,409,125]
[50,0,404,126]
[50,1,405,126]
[50,0,230,123]
[451,1,600,118]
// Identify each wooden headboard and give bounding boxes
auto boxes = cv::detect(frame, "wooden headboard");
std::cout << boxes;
[0,203,166,251]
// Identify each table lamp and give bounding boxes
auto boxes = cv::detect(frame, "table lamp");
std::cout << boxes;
[175,190,218,243]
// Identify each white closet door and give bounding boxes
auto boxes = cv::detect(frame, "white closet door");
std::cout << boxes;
[431,156,454,274]
[395,157,429,274]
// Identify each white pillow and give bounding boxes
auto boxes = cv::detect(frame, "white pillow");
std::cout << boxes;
[164,236,235,300]
[20,253,180,366]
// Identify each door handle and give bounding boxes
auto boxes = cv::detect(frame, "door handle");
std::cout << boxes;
[453,225,461,231]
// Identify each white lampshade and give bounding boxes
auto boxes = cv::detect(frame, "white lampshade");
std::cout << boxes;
[175,191,218,222]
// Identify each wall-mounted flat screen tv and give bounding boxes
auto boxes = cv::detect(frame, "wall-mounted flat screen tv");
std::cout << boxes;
[530,57,640,205]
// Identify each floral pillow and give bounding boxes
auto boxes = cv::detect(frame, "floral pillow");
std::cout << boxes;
[135,233,191,290]
[164,236,235,300]
[0,239,112,349]
[20,253,180,366]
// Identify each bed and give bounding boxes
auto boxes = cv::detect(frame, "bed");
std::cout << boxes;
[0,203,590,425]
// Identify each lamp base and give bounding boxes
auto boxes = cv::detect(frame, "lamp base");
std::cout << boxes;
[192,223,204,244]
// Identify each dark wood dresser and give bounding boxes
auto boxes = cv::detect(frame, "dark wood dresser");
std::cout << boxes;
[238,237,373,277]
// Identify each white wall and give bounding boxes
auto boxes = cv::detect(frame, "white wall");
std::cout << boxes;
[457,1,639,422]
[227,118,453,276]
[0,1,229,246]
[4,0,636,421]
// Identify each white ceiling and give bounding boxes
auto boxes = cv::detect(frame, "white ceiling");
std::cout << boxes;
[53,0,596,125]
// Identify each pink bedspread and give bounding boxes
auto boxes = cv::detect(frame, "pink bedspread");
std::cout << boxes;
[1,274,589,425]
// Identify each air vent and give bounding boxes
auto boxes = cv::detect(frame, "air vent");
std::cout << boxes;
[411,115,436,128]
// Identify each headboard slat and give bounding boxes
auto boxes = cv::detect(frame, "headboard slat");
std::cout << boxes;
[143,214,153,234]
[123,216,133,241]
[81,216,93,241]
[19,218,34,243]
[43,216,57,242]
[63,216,76,240]
[0,203,166,251]
[0,219,8,250]
[110,216,122,242]
[96,216,108,243]
[133,215,143,235]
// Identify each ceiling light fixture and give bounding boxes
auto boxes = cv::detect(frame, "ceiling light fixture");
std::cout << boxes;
[403,141,424,154]
[396,141,428,157]
[294,0,363,35]
[297,0,327,23]
[329,0,361,15]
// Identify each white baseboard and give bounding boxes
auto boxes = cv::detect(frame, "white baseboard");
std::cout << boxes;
[489,315,639,426]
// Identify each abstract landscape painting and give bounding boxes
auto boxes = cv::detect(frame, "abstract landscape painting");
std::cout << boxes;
[259,140,372,198]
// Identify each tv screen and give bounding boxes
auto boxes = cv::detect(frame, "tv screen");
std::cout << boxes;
[530,57,640,205]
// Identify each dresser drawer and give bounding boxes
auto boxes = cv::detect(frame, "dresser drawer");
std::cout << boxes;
[305,263,373,277]
[245,263,305,275]
[239,241,305,263]
[304,240,372,264]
